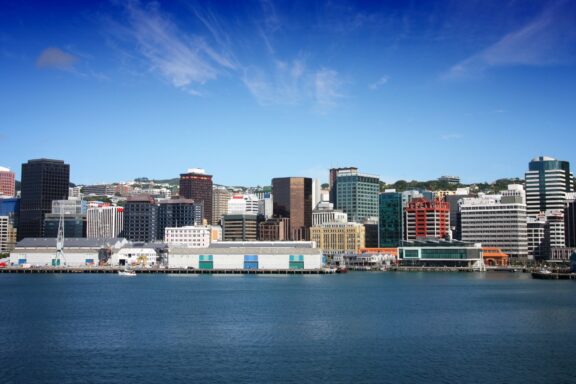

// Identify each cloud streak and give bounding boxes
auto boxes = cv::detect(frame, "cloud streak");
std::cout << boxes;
[119,2,237,90]
[36,47,78,70]
[444,1,576,79]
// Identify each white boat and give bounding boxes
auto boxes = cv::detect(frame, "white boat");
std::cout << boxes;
[118,269,136,276]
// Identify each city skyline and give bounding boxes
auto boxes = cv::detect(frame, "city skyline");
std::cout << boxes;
[1,1,575,186]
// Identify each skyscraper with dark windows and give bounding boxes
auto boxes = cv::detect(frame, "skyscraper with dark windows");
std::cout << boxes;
[18,159,69,240]
[272,177,312,241]
[179,168,213,224]
[379,190,403,247]
[123,195,158,242]
[156,198,199,240]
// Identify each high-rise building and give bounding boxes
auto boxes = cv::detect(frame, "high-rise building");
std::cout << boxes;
[405,198,450,241]
[0,167,16,197]
[258,192,273,219]
[272,177,313,240]
[379,190,403,247]
[228,194,259,215]
[564,198,576,247]
[179,168,213,224]
[335,169,380,223]
[212,186,231,225]
[86,206,124,238]
[460,186,528,260]
[329,167,357,206]
[123,195,158,242]
[18,159,69,240]
[0,215,17,253]
[157,199,198,240]
[525,156,573,216]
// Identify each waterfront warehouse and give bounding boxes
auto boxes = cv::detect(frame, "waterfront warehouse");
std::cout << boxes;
[168,241,324,270]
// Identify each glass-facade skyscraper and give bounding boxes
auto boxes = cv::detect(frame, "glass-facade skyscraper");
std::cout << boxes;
[335,169,379,223]
[379,191,403,247]
[18,159,69,240]
[272,177,312,241]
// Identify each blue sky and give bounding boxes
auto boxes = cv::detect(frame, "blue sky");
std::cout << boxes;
[1,0,575,186]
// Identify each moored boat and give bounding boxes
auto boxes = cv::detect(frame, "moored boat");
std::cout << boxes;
[118,269,136,276]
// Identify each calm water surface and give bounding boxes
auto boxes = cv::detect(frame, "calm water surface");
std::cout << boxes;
[0,272,574,384]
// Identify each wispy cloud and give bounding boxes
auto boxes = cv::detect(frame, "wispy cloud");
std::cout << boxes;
[369,76,389,90]
[440,133,463,141]
[242,59,344,111]
[116,1,237,90]
[314,68,344,111]
[444,1,576,79]
[36,47,78,70]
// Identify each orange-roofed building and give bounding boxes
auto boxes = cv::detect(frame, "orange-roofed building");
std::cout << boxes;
[482,247,509,266]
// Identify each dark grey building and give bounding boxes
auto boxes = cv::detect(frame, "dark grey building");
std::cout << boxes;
[123,195,158,242]
[18,159,69,240]
[157,199,200,240]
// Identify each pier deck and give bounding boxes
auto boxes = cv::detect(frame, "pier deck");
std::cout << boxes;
[0,267,335,275]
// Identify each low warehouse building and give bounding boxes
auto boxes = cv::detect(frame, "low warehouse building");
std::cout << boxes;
[10,238,127,267]
[398,239,485,270]
[169,241,324,270]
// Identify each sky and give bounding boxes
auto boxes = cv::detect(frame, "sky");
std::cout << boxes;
[1,0,576,186]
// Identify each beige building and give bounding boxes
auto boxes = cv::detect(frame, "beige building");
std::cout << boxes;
[212,186,231,225]
[310,222,365,256]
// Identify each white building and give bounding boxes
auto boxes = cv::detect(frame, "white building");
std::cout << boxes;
[525,156,573,215]
[87,206,124,238]
[258,193,273,219]
[460,185,528,259]
[168,241,324,270]
[312,201,348,226]
[10,238,128,267]
[164,225,211,247]
[228,194,260,215]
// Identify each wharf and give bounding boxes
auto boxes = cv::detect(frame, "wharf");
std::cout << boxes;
[531,271,576,280]
[0,267,335,275]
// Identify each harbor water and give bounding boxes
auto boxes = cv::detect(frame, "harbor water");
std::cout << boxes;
[0,272,574,383]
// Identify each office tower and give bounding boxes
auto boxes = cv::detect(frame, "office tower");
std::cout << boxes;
[363,217,379,248]
[525,156,573,215]
[310,222,365,256]
[18,159,69,240]
[222,214,258,241]
[228,194,259,215]
[405,198,450,241]
[272,177,313,241]
[87,206,124,238]
[0,167,15,197]
[329,167,357,206]
[156,199,197,240]
[179,168,213,224]
[123,195,158,242]
[335,168,380,223]
[379,190,403,247]
[564,198,576,247]
[460,186,528,260]
[212,186,231,225]
[258,192,273,219]
[445,188,472,240]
